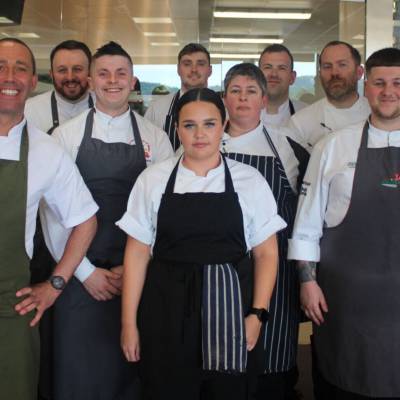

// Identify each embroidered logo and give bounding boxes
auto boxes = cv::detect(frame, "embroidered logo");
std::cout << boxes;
[142,140,152,163]
[300,181,310,196]
[381,173,400,188]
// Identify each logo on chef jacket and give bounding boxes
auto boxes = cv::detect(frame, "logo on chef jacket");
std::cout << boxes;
[300,181,310,196]
[142,140,152,163]
[381,173,400,189]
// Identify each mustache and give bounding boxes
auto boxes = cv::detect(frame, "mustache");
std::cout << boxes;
[61,79,82,85]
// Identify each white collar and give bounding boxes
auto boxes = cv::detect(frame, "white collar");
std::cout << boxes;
[2,117,27,138]
[178,154,225,178]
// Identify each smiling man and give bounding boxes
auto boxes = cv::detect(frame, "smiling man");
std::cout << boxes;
[259,44,306,128]
[289,47,400,399]
[145,42,212,150]
[25,40,94,134]
[287,41,370,151]
[51,41,173,400]
[0,37,97,400]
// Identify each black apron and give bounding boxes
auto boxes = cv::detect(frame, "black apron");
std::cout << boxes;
[138,155,261,400]
[163,91,180,151]
[224,127,300,373]
[0,125,40,400]
[54,108,145,400]
[316,122,400,397]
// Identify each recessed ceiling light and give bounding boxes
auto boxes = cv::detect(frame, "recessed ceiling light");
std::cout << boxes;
[213,10,312,20]
[133,17,172,24]
[151,42,180,46]
[0,32,10,37]
[144,32,176,37]
[0,17,14,24]
[210,37,283,44]
[352,34,364,40]
[210,53,260,59]
[17,32,40,38]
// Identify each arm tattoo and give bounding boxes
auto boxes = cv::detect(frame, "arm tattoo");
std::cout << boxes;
[297,261,317,283]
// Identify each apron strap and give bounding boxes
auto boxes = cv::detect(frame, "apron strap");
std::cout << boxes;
[202,263,247,373]
[289,99,295,116]
[47,91,60,135]
[88,93,94,108]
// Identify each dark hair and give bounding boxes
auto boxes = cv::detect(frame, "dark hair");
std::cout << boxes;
[93,41,132,65]
[259,44,294,70]
[224,63,267,96]
[365,47,400,76]
[178,43,210,64]
[175,88,226,123]
[0,37,36,74]
[319,40,361,66]
[50,40,91,69]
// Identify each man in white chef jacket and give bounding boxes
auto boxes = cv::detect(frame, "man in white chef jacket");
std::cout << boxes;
[259,44,307,128]
[144,42,212,151]
[25,39,94,134]
[287,40,370,152]
[288,47,400,399]
[0,37,97,400]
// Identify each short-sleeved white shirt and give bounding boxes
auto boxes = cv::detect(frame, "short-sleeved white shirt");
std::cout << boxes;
[117,155,287,252]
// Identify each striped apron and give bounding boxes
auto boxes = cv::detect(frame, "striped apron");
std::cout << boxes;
[224,127,300,373]
[162,91,180,151]
[138,155,260,399]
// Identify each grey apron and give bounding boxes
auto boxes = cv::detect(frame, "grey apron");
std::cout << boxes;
[0,124,39,400]
[54,108,145,400]
[317,121,400,397]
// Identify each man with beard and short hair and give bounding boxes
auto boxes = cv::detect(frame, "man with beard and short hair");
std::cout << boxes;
[287,41,370,152]
[288,47,400,399]
[25,40,93,134]
[259,44,307,128]
[145,42,212,150]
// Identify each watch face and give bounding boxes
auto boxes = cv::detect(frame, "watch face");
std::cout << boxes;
[50,276,66,290]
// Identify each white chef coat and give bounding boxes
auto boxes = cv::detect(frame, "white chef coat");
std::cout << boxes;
[117,155,286,251]
[144,91,180,129]
[25,90,94,133]
[286,96,371,152]
[52,106,174,281]
[261,98,307,128]
[287,120,400,262]
[221,122,299,193]
[0,118,98,260]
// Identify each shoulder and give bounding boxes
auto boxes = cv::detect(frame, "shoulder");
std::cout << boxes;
[292,98,308,112]
[226,157,267,185]
[25,91,52,108]
[54,109,90,135]
[147,92,176,109]
[137,156,177,183]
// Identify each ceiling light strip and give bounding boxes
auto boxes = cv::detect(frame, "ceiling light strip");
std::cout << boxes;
[213,11,311,20]
[210,37,283,44]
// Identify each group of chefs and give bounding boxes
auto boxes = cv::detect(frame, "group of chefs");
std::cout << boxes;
[0,31,399,400]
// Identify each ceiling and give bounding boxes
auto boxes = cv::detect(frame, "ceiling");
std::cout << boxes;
[0,0,365,70]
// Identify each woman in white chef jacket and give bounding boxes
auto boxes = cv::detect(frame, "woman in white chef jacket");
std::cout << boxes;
[117,88,286,400]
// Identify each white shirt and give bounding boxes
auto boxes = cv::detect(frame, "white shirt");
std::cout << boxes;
[287,121,400,262]
[221,122,299,193]
[0,118,98,260]
[286,96,371,152]
[117,156,286,251]
[53,107,174,281]
[144,91,179,129]
[25,90,94,133]
[261,98,307,128]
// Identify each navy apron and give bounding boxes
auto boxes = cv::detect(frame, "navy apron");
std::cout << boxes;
[138,155,262,400]
[163,91,180,151]
[53,108,145,400]
[316,121,400,397]
[224,126,300,373]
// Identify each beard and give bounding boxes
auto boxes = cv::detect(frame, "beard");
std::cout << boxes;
[322,73,358,102]
[54,79,89,101]
[371,102,400,121]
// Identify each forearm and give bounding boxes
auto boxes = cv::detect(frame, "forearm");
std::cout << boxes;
[53,215,97,281]
[121,237,151,328]
[297,260,317,283]
[252,234,278,309]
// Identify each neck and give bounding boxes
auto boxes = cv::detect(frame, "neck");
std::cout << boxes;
[227,118,260,137]
[0,112,24,136]
[327,92,359,109]
[266,94,288,114]
[95,102,129,118]
[182,153,221,177]
[370,114,400,132]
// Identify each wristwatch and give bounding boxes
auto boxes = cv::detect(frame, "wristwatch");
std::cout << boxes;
[247,307,269,323]
[49,275,66,290]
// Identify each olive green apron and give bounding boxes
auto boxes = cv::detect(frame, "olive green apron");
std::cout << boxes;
[0,124,39,400]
